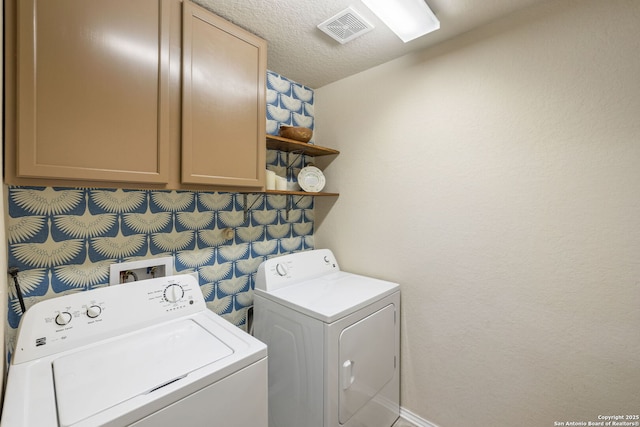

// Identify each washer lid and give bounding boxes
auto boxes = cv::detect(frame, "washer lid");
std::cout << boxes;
[53,319,233,427]
[257,271,399,323]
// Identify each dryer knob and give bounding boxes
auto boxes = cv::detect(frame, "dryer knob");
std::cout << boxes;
[86,305,102,319]
[275,263,288,277]
[55,311,72,326]
[164,284,184,303]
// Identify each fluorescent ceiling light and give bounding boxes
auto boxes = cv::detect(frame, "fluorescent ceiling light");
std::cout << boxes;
[362,0,440,43]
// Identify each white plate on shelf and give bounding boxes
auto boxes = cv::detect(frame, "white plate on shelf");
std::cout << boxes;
[298,166,326,192]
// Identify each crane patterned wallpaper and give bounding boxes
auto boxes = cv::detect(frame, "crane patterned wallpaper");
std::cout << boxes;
[266,70,315,140]
[5,71,316,353]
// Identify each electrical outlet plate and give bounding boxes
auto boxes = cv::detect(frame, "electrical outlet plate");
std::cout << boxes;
[109,256,174,285]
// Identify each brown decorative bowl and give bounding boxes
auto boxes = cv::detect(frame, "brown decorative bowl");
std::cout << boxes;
[279,125,312,143]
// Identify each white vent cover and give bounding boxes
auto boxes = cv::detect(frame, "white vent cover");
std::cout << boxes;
[317,7,374,44]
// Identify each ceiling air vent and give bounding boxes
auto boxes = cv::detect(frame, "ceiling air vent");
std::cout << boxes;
[317,7,374,44]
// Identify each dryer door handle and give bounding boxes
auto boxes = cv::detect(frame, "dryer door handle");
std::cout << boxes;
[342,360,355,390]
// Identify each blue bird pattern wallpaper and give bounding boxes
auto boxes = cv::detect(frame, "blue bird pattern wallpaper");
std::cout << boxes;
[4,71,316,354]
[266,70,314,140]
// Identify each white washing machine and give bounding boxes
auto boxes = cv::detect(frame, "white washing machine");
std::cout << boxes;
[1,274,267,427]
[253,249,400,427]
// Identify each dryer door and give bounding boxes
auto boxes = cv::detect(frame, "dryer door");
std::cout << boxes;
[338,304,396,424]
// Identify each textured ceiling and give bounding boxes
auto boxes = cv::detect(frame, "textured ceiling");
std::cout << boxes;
[193,0,545,88]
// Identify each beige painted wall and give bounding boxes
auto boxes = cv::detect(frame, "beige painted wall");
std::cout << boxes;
[315,0,640,425]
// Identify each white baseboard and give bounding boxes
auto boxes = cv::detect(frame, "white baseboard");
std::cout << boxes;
[400,407,440,427]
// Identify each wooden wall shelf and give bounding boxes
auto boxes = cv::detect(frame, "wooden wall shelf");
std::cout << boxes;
[266,135,340,157]
[265,190,339,196]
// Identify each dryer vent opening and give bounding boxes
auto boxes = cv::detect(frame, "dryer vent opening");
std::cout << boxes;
[317,7,374,44]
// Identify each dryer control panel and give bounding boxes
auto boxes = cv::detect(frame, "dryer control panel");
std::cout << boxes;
[255,249,340,292]
[12,274,205,364]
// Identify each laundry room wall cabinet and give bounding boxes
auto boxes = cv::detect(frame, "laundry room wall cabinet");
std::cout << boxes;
[4,0,266,192]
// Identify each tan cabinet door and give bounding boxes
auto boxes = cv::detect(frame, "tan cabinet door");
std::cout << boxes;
[181,1,266,188]
[16,0,171,183]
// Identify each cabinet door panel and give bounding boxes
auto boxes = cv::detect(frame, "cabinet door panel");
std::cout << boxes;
[182,1,266,187]
[17,0,170,183]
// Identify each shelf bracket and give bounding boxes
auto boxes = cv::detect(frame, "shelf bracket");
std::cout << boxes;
[285,194,309,220]
[243,193,263,223]
[285,150,306,174]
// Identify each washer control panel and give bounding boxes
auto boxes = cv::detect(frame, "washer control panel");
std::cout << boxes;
[13,274,204,364]
[255,249,340,292]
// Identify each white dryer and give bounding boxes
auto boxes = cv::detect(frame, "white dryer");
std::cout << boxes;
[253,249,400,427]
[1,274,267,427]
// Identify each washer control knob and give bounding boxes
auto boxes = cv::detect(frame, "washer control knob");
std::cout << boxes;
[164,284,184,303]
[86,305,102,319]
[275,263,288,277]
[55,311,72,326]
[324,256,330,263]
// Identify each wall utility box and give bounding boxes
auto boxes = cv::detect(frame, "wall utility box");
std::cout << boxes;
[109,256,174,285]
